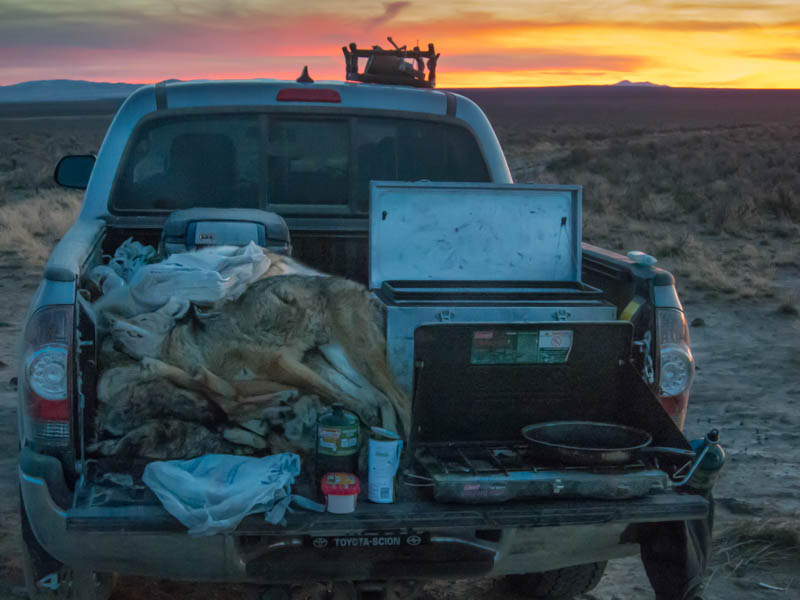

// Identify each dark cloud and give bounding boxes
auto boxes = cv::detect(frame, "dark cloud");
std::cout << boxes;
[364,2,412,30]
[0,4,349,53]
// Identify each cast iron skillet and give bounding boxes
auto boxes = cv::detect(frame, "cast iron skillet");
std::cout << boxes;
[521,421,695,466]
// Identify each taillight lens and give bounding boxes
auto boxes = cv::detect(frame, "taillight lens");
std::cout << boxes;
[21,306,73,449]
[655,308,695,428]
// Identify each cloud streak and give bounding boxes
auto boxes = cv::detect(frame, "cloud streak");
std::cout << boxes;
[749,50,800,61]
[443,52,651,73]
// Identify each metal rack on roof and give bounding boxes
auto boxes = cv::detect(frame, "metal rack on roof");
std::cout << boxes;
[342,38,439,88]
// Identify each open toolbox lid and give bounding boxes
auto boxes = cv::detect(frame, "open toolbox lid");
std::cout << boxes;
[369,182,582,289]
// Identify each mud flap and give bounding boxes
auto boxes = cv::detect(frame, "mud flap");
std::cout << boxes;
[639,495,714,600]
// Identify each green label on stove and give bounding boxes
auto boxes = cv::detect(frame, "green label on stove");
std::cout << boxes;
[470,329,573,365]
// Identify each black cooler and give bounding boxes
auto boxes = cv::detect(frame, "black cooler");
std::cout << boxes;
[160,208,292,255]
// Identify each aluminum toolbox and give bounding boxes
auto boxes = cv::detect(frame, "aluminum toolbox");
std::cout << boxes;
[368,182,616,395]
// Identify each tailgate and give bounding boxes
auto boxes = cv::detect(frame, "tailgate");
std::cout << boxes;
[65,490,708,535]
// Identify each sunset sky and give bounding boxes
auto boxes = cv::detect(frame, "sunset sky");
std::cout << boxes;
[1,0,799,88]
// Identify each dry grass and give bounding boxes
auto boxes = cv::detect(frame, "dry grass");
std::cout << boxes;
[498,118,800,299]
[506,125,800,235]
[484,89,800,301]
[713,519,800,578]
[0,115,108,193]
[0,189,83,267]
[0,111,107,268]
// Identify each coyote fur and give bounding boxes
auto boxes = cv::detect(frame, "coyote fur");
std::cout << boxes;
[106,270,411,437]
[91,358,323,458]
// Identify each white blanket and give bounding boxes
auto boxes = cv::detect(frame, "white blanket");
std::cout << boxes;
[130,241,271,309]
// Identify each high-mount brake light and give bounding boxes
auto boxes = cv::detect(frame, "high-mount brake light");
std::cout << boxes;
[21,305,73,449]
[656,307,695,429]
[276,89,341,103]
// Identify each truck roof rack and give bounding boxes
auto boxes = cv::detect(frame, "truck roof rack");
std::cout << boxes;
[342,38,439,88]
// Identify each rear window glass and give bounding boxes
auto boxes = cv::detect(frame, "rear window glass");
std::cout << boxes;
[268,118,350,206]
[354,117,490,211]
[111,113,490,213]
[113,115,262,211]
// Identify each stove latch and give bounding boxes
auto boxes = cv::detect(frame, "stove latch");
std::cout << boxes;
[633,330,655,384]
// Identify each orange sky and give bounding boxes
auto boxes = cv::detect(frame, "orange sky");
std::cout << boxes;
[1,1,799,88]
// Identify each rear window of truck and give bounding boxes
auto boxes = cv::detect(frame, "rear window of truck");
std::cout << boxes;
[111,113,490,214]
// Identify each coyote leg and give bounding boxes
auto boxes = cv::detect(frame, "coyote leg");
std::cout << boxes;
[379,403,399,436]
[140,357,239,412]
[325,338,410,436]
[233,378,296,398]
[225,390,299,422]
[318,342,405,431]
[260,352,377,425]
[304,352,380,426]
[323,286,412,436]
[268,352,347,401]
[319,342,373,389]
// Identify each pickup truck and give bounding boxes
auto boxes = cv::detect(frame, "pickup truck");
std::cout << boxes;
[18,73,711,600]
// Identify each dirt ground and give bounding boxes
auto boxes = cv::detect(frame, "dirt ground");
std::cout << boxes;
[1,92,799,598]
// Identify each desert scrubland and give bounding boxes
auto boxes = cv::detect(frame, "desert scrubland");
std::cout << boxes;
[1,88,799,599]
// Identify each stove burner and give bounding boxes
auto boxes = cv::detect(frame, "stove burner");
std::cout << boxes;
[418,442,648,476]
[412,441,669,504]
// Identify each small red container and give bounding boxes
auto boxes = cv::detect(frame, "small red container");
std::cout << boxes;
[320,473,361,514]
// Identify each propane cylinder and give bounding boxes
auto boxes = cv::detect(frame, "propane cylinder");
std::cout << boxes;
[684,429,725,494]
[316,404,360,482]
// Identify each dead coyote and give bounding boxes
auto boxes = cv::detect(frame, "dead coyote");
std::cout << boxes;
[107,274,411,436]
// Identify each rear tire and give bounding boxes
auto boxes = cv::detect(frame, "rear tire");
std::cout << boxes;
[20,496,115,599]
[507,561,607,600]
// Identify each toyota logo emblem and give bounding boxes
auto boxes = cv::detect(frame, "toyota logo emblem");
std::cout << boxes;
[312,537,328,548]
[406,535,422,546]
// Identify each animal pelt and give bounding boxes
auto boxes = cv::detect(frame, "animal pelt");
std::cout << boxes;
[92,347,326,457]
[88,420,244,460]
[95,363,226,438]
[107,274,411,437]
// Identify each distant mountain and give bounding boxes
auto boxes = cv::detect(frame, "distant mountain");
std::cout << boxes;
[0,79,148,103]
[613,80,669,88]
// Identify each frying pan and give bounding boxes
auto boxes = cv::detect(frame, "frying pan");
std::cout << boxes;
[521,421,695,466]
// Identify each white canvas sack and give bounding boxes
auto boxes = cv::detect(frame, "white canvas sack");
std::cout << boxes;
[142,453,321,536]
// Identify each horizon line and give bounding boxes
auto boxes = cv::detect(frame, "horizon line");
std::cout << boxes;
[3,77,800,92]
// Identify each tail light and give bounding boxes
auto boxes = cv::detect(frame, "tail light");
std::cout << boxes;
[21,305,73,450]
[655,308,695,429]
